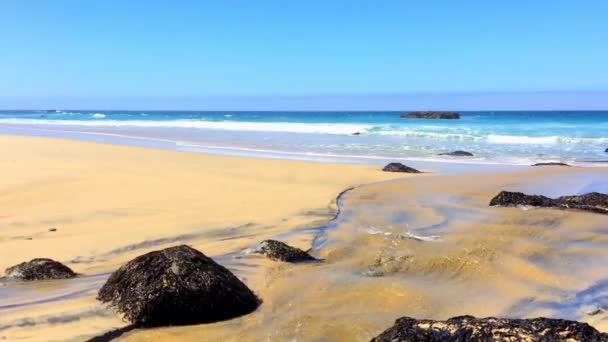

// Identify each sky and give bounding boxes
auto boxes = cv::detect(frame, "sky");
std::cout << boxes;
[0,0,607,110]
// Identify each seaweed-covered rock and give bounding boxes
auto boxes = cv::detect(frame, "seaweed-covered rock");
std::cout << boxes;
[97,245,259,327]
[490,191,608,215]
[371,315,608,342]
[532,162,571,167]
[489,191,556,207]
[401,111,460,119]
[382,163,421,173]
[254,240,317,262]
[4,258,77,281]
[439,150,474,157]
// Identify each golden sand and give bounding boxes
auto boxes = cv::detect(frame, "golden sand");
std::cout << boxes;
[0,135,406,341]
[1,135,607,341]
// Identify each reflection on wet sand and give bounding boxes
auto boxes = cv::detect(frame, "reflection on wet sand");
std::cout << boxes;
[3,166,608,341]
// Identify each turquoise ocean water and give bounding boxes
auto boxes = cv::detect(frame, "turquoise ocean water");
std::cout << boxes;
[0,110,607,166]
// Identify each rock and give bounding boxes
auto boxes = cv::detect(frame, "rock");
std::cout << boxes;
[48,228,57,232]
[439,150,474,157]
[352,132,361,136]
[97,245,259,327]
[490,191,556,207]
[254,240,317,262]
[382,163,421,173]
[605,148,607,152]
[532,162,571,167]
[4,258,77,281]
[371,315,608,342]
[401,111,460,119]
[490,191,608,215]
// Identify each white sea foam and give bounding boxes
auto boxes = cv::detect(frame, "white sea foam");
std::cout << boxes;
[0,119,370,135]
[92,113,106,119]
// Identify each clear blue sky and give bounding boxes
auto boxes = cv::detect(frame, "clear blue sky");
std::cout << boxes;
[1,0,607,110]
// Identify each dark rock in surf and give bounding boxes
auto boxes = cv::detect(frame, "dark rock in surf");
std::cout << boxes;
[490,191,608,215]
[352,132,362,136]
[254,240,317,262]
[401,111,460,119]
[382,163,421,173]
[97,245,259,327]
[532,162,571,167]
[370,315,608,342]
[439,150,474,157]
[48,228,58,232]
[605,148,608,152]
[4,258,77,281]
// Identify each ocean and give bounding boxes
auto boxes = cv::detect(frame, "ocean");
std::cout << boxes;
[1,110,607,166]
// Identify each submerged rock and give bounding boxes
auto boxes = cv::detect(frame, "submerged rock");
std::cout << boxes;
[401,111,460,119]
[490,191,608,215]
[97,244,259,327]
[371,315,608,342]
[4,258,77,281]
[532,162,571,167]
[382,163,421,173]
[254,240,317,262]
[439,150,474,157]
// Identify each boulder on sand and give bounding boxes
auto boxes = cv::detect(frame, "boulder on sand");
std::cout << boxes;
[253,239,318,262]
[490,191,608,215]
[382,163,421,173]
[371,315,608,342]
[439,150,474,157]
[97,245,259,327]
[4,258,77,281]
[400,111,460,119]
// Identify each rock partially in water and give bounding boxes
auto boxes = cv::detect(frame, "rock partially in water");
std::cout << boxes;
[439,150,474,157]
[254,240,317,262]
[490,191,608,215]
[605,148,607,152]
[4,258,77,281]
[532,162,571,167]
[401,111,460,119]
[97,244,259,327]
[371,315,608,342]
[48,228,58,232]
[352,132,362,136]
[490,191,556,207]
[382,163,421,173]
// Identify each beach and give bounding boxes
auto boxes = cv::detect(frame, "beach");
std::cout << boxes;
[0,134,407,341]
[1,133,608,341]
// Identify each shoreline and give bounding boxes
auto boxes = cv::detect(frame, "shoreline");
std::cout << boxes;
[2,124,607,169]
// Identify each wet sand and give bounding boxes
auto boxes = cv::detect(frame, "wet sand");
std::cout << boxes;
[1,135,607,341]
[0,135,406,341]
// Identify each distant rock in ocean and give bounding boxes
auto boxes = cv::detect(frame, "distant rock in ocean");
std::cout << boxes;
[253,240,318,262]
[605,148,608,152]
[490,191,608,215]
[401,111,460,119]
[382,163,421,173]
[532,162,571,167]
[370,315,608,342]
[97,245,259,326]
[439,150,474,157]
[4,258,77,281]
